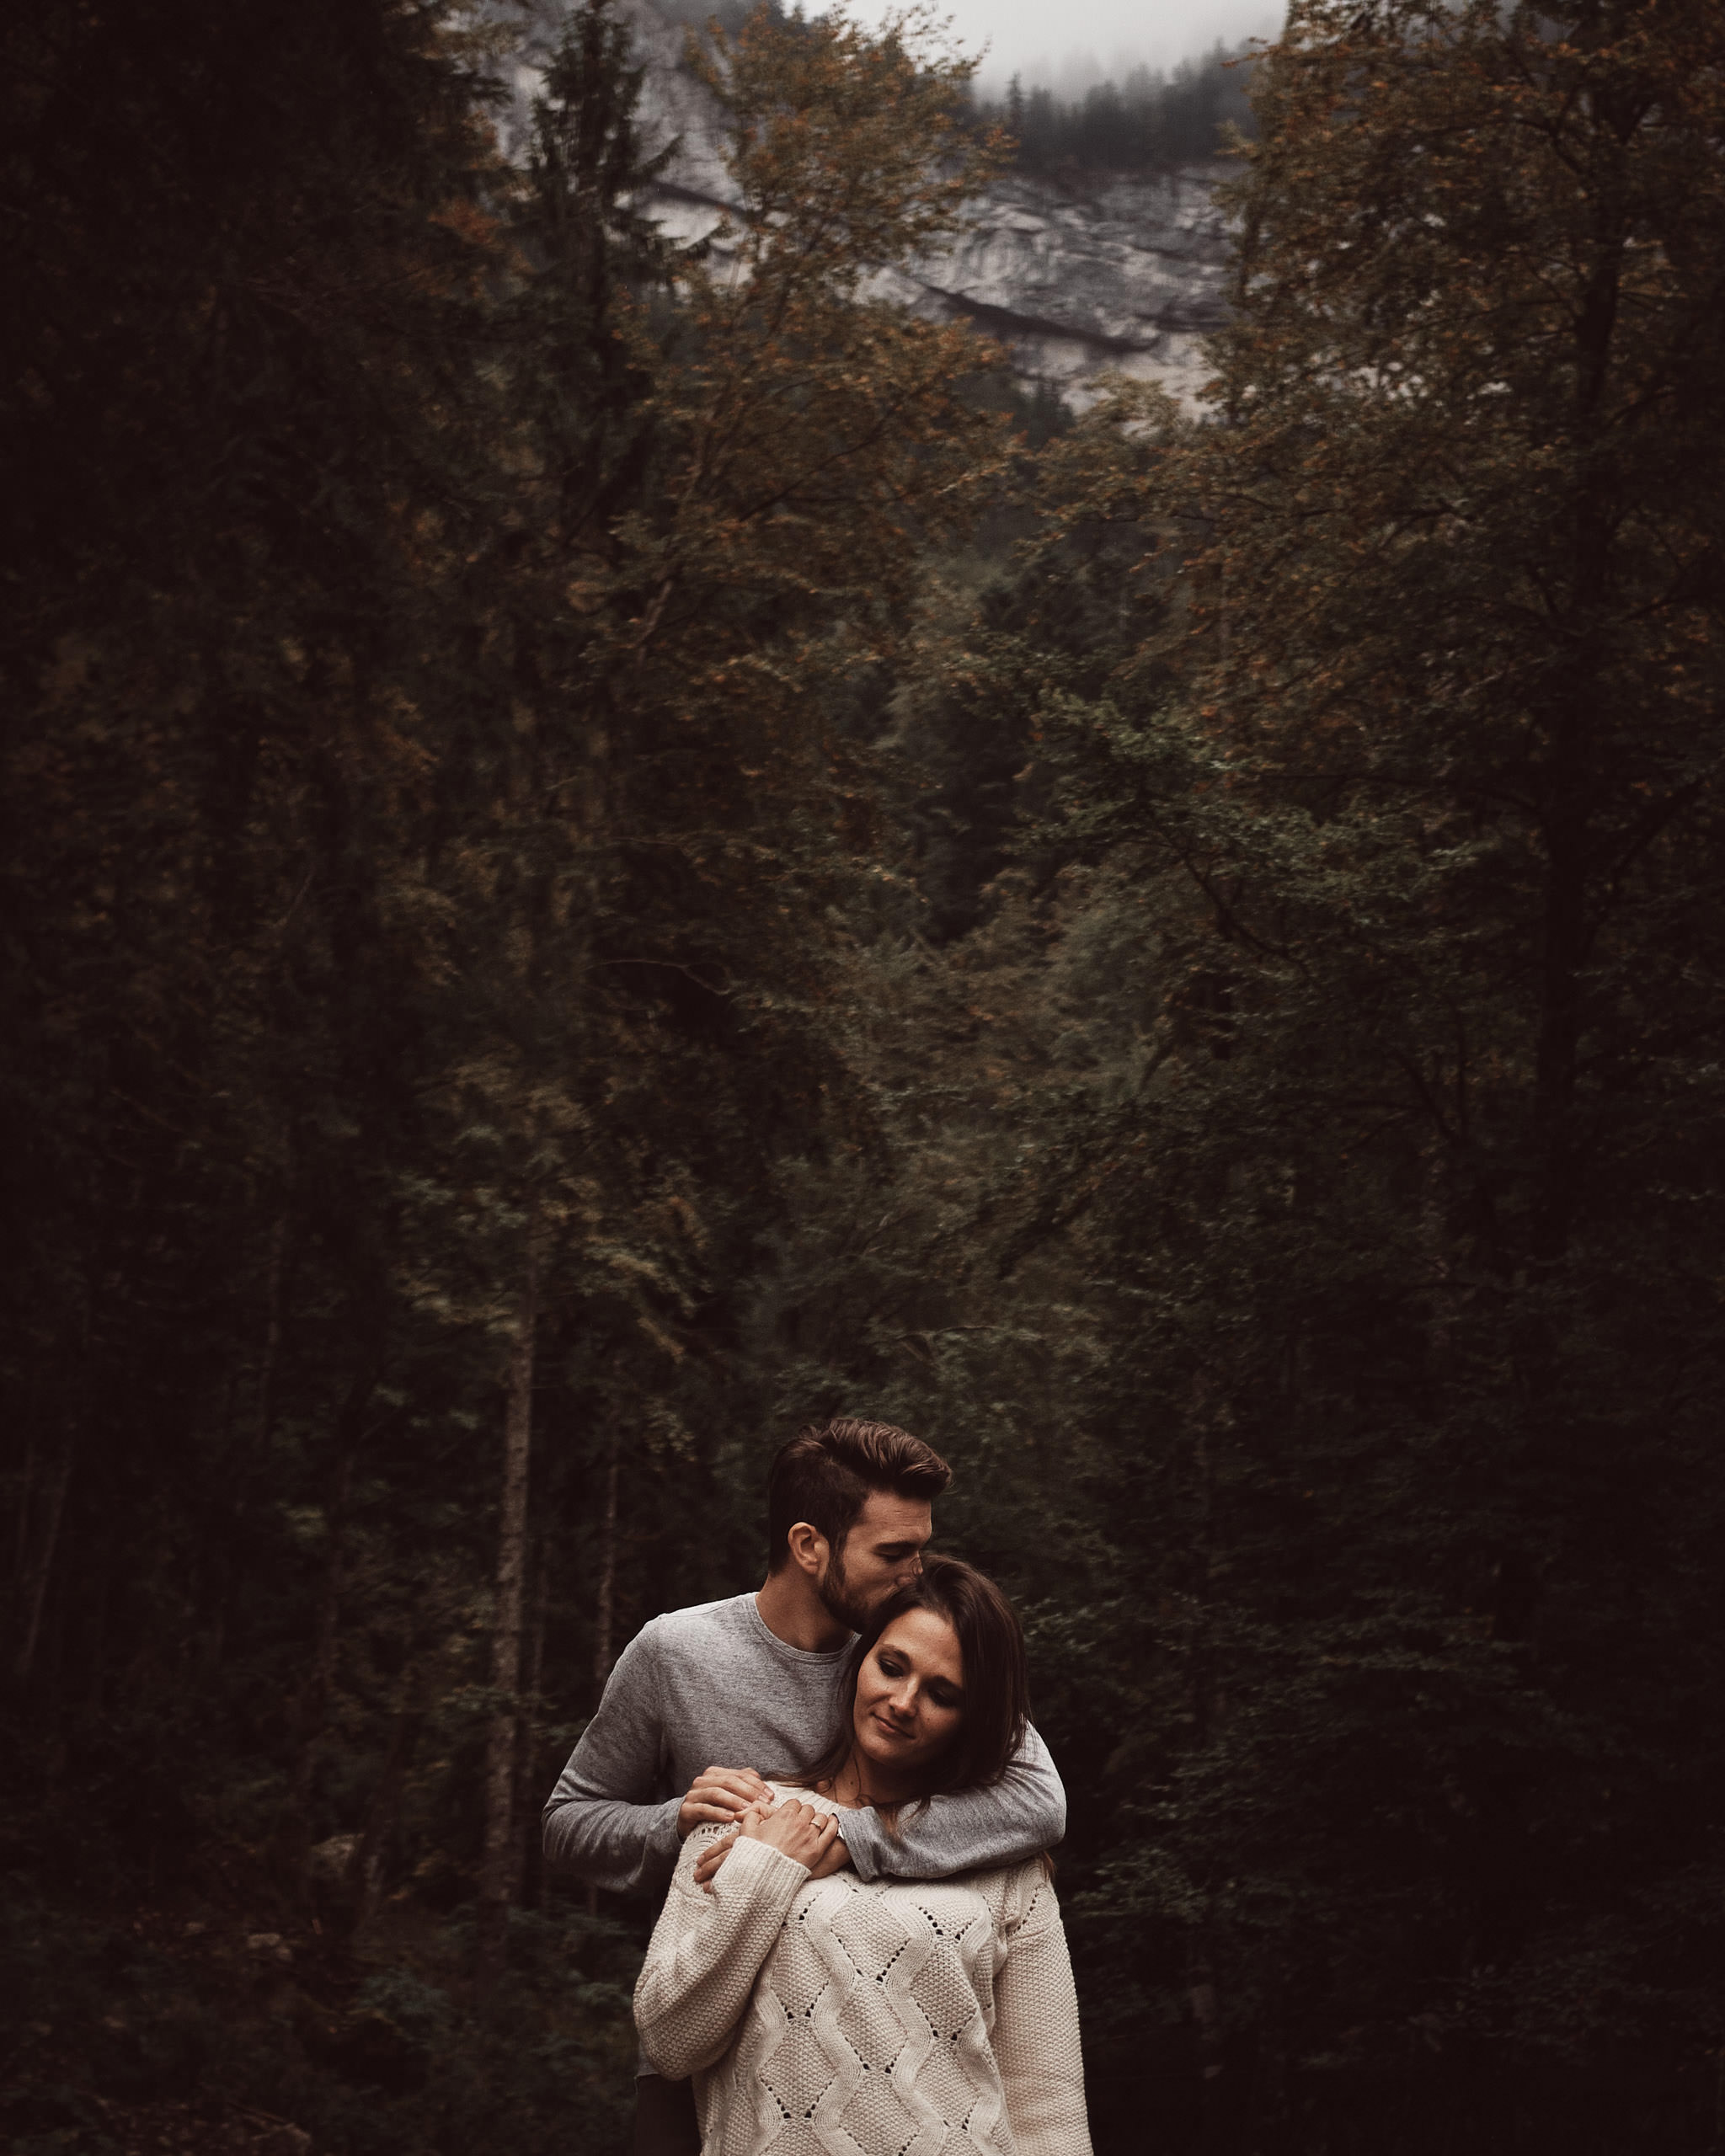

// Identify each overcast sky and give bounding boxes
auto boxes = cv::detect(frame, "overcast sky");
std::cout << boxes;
[847,0,1284,93]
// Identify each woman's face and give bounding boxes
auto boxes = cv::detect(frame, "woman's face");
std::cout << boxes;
[852,1607,965,1788]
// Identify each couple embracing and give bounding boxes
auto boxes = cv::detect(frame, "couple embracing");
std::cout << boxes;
[543,1417,1092,2156]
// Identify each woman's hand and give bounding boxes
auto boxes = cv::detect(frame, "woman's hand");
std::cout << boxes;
[740,1796,839,1870]
[692,1796,840,1885]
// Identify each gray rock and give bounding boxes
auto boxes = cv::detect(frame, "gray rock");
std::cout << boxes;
[873,165,1234,409]
[304,1833,360,1889]
[494,0,1234,408]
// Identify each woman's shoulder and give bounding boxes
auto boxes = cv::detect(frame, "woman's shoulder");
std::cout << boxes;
[857,1852,1058,1932]
[964,1853,1060,1934]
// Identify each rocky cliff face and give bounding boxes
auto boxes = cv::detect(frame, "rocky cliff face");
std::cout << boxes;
[496,0,1234,408]
[871,165,1233,408]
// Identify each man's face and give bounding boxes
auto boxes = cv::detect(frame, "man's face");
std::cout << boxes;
[817,1489,933,1632]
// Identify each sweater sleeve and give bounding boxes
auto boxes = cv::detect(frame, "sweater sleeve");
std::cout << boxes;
[840,1722,1066,1884]
[991,1867,1092,2156]
[633,1829,812,2080]
[541,1625,684,1895]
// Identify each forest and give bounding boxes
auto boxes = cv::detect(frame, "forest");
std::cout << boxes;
[969,45,1258,175]
[4,1,1725,2152]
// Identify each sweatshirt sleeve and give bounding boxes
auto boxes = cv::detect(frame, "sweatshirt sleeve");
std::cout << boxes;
[541,1625,684,1895]
[839,1722,1066,1883]
[633,1829,812,2080]
[991,1866,1092,2156]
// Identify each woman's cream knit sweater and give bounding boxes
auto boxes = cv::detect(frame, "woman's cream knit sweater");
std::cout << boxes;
[633,1784,1091,2156]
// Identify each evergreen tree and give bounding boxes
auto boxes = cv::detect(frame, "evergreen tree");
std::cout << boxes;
[929,3,1725,2143]
[3,3,1015,2142]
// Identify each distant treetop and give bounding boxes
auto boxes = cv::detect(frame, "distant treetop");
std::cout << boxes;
[973,42,1258,175]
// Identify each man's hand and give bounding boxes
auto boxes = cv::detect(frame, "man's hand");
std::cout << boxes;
[694,1805,852,1889]
[677,1765,772,1838]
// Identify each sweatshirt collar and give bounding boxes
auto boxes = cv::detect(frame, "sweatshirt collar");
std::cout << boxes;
[745,1590,853,1665]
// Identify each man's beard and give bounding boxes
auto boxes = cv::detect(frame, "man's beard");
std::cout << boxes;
[816,1548,872,1635]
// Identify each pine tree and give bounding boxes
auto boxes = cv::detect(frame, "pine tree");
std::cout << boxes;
[1,0,507,1717]
[963,3,1725,2142]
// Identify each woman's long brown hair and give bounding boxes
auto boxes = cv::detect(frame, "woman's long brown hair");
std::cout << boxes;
[788,1556,1031,1822]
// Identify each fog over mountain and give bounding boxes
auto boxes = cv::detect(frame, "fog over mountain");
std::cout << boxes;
[848,0,1284,97]
[498,0,1251,409]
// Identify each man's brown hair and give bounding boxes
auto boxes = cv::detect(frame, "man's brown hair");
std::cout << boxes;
[767,1417,951,1571]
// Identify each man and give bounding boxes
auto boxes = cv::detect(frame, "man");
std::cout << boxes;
[542,1416,1067,2156]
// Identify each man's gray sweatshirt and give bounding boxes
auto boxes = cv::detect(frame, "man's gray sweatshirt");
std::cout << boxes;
[542,1591,1066,1893]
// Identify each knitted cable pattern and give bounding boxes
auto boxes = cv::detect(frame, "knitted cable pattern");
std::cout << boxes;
[634,1784,1092,2156]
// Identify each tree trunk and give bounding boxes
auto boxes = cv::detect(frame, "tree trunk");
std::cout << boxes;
[254,1210,288,1450]
[14,1422,75,1684]
[593,1438,621,1702]
[475,1214,541,1988]
[515,1540,550,1913]
[1190,1961,1225,2084]
[344,1674,427,1934]
[13,1409,37,1592]
[287,1370,373,1855]
[585,1439,622,1919]
[1186,1377,1230,2147]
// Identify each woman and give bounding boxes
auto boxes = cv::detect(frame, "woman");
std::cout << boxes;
[633,1557,1091,2156]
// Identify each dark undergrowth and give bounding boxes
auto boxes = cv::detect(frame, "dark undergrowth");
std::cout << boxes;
[1,1729,641,2156]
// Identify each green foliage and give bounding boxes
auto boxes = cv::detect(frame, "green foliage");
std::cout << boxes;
[836,3,1725,2146]
[2,0,1004,2143]
[7,0,1725,2150]
[0,1866,640,2156]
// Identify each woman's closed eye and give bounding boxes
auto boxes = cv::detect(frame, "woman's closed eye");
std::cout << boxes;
[875,1650,961,1710]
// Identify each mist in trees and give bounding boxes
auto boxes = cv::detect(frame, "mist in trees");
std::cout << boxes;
[6,3,1725,2154]
[970,44,1258,175]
